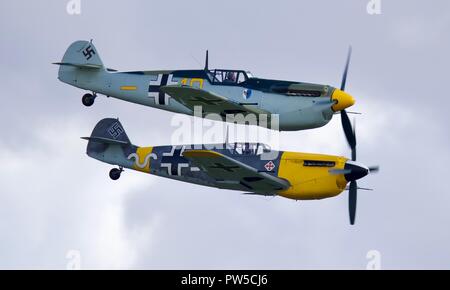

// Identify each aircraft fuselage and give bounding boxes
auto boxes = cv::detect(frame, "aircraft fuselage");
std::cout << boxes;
[60,68,343,131]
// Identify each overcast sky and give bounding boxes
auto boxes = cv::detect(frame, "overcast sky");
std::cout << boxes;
[0,0,449,269]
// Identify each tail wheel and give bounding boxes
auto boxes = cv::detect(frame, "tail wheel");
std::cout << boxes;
[82,93,95,107]
[109,168,122,180]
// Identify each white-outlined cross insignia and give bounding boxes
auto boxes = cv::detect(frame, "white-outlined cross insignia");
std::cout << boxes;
[148,74,178,105]
[160,146,200,176]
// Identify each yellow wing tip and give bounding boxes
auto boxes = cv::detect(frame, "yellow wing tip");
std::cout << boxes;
[183,150,222,158]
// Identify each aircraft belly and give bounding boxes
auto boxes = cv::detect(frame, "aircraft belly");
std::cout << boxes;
[88,143,135,169]
[256,93,329,130]
[278,109,329,131]
[75,71,191,114]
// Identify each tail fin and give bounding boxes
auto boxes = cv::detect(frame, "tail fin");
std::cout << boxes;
[83,118,132,161]
[86,118,130,144]
[55,40,105,85]
[56,40,104,68]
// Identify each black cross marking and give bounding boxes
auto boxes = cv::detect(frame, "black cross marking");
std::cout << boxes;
[82,45,96,60]
[161,147,188,176]
[190,96,224,106]
[209,163,240,172]
[148,74,169,105]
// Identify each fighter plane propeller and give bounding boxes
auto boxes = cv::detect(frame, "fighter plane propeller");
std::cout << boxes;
[337,46,379,225]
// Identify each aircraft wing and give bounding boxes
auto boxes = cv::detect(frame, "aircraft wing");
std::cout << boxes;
[161,85,270,117]
[183,150,290,193]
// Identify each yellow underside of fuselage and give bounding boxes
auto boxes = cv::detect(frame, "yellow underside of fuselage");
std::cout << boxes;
[276,152,348,200]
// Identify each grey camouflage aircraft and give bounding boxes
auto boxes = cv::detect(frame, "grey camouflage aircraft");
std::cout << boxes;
[55,40,356,131]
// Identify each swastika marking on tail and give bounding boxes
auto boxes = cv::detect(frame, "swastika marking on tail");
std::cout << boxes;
[82,45,96,60]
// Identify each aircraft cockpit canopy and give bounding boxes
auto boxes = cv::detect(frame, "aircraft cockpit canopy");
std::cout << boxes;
[207,69,253,85]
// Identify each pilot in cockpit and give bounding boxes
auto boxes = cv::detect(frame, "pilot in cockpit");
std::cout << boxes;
[242,143,253,155]
[225,71,237,83]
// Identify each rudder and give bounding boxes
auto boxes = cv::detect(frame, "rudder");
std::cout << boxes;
[59,40,104,68]
[56,40,105,85]
[88,118,130,144]
[85,118,132,161]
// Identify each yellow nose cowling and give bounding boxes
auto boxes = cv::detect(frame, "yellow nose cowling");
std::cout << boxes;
[331,89,355,111]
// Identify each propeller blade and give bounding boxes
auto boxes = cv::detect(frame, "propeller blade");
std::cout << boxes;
[204,50,209,71]
[351,144,357,161]
[368,166,379,173]
[349,181,357,225]
[341,109,356,152]
[339,46,356,160]
[340,46,352,91]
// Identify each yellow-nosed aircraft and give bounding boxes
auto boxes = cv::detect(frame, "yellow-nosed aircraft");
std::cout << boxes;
[56,40,356,131]
[83,114,378,225]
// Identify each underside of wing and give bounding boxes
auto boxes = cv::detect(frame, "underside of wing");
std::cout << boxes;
[161,85,269,117]
[183,150,290,193]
